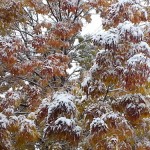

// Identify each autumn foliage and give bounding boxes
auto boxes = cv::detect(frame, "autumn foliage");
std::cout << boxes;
[81,0,150,149]
[0,0,150,150]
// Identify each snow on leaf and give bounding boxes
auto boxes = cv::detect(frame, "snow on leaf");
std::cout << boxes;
[90,63,99,74]
[2,106,14,116]
[73,125,82,137]
[118,21,133,37]
[118,93,146,104]
[127,53,150,67]
[90,117,108,133]
[53,91,75,102]
[128,42,150,57]
[130,26,144,41]
[106,136,118,149]
[81,76,91,87]
[28,112,36,120]
[36,97,51,122]
[138,42,150,53]
[118,0,134,5]
[93,28,119,49]
[9,115,18,125]
[0,113,9,129]
[19,116,37,133]
[113,94,149,121]
[47,92,76,122]
[117,21,144,42]
[44,117,82,143]
[54,117,75,127]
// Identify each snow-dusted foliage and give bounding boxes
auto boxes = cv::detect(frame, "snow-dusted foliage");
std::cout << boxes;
[127,53,150,66]
[44,117,82,144]
[37,91,77,122]
[93,21,145,48]
[118,21,144,42]
[47,92,76,122]
[36,91,81,146]
[84,101,113,125]
[0,113,9,129]
[81,76,92,87]
[91,10,150,91]
[89,111,133,149]
[102,0,148,27]
[112,94,150,122]
[90,117,108,133]
[0,113,39,149]
[0,113,12,150]
[93,28,119,49]
[90,111,133,134]
[0,0,96,148]
[81,0,150,149]
[0,0,150,149]
[128,41,150,58]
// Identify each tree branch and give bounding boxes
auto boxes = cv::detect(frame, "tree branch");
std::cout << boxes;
[46,0,59,22]
[58,0,62,21]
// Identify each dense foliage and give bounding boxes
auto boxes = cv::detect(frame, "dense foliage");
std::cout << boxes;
[0,0,150,150]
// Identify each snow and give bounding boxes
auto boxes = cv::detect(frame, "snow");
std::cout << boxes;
[104,30,119,46]
[90,63,99,73]
[118,21,133,35]
[81,76,91,87]
[96,49,107,55]
[9,115,18,124]
[73,125,82,136]
[128,42,150,57]
[47,92,76,118]
[0,113,9,129]
[118,21,144,41]
[9,116,19,129]
[47,117,82,136]
[81,95,87,102]
[3,106,14,115]
[93,28,119,48]
[127,53,150,67]
[138,42,150,52]
[53,91,75,102]
[37,97,50,110]
[8,91,21,100]
[107,136,118,149]
[131,3,148,19]
[28,112,36,119]
[106,112,120,120]
[20,118,36,132]
[138,103,146,109]
[126,103,136,109]
[43,59,53,69]
[131,26,144,40]
[66,0,79,5]
[118,93,146,104]
[118,0,134,5]
[18,115,26,122]
[136,137,150,148]
[90,117,108,132]
[55,117,75,127]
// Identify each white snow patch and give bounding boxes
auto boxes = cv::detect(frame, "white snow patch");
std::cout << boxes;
[127,53,150,67]
[0,113,9,128]
[90,117,108,132]
[81,76,91,87]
